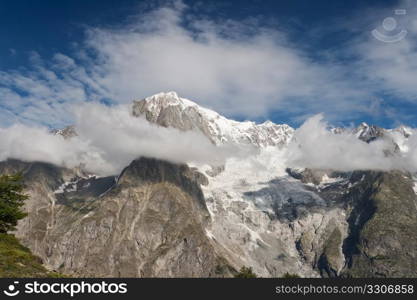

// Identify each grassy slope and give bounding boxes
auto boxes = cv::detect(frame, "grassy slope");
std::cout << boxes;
[0,233,64,278]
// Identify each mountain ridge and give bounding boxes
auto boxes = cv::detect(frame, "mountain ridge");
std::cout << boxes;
[132,91,294,147]
[53,91,412,156]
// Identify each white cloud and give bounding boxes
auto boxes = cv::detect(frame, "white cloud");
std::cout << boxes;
[0,103,251,175]
[340,0,417,108]
[286,114,417,172]
[3,1,417,128]
[0,0,377,127]
[81,2,370,119]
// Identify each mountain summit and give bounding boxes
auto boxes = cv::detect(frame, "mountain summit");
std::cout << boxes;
[132,91,294,147]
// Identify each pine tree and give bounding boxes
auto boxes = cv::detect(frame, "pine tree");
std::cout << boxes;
[0,174,28,233]
[282,272,300,278]
[234,266,257,278]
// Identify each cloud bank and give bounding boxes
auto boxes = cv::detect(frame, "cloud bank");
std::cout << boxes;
[287,114,417,172]
[0,103,251,175]
[1,108,417,176]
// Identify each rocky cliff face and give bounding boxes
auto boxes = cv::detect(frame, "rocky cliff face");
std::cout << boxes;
[0,158,234,277]
[341,171,417,277]
[283,168,417,278]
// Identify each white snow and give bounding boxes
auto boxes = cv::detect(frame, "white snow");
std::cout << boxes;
[205,229,215,240]
[317,174,345,188]
[137,92,295,147]
[413,182,417,195]
[388,126,414,153]
[355,122,370,138]
[54,180,78,194]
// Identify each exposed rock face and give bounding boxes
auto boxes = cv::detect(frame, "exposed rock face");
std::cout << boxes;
[341,171,417,277]
[132,92,294,147]
[0,158,233,277]
[284,168,417,278]
[354,123,385,143]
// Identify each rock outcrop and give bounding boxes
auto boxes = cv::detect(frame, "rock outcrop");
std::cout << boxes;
[341,171,417,277]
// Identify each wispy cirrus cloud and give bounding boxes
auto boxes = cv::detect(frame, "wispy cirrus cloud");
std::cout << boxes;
[0,52,102,127]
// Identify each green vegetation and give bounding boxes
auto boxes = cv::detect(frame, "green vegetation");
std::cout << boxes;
[234,266,257,278]
[0,174,28,233]
[0,173,64,277]
[0,233,64,277]
[282,272,300,278]
[234,267,301,278]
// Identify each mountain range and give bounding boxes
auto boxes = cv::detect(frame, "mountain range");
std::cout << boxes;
[1,91,416,277]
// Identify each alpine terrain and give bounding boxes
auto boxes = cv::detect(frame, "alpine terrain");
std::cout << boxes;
[1,92,416,278]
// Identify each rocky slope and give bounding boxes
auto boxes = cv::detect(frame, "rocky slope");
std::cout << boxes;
[285,168,417,277]
[0,158,234,277]
[0,91,416,278]
[341,171,417,277]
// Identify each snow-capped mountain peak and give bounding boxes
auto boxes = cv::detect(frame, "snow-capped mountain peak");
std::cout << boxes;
[142,91,198,111]
[51,125,77,139]
[132,92,294,147]
[392,125,413,138]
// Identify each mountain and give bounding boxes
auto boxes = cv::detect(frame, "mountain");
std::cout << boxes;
[1,91,416,278]
[0,158,234,277]
[132,92,294,147]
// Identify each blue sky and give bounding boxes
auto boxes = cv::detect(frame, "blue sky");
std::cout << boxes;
[1,0,417,129]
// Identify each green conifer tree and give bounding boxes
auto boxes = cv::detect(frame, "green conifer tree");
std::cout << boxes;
[0,174,28,233]
[234,266,257,278]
